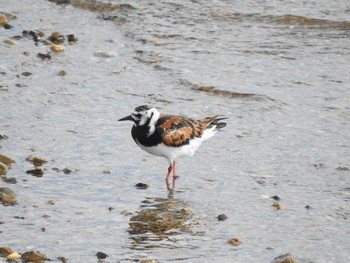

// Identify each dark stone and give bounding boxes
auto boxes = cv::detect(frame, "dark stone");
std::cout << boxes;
[96,252,108,260]
[271,195,281,201]
[217,214,228,221]
[135,183,149,189]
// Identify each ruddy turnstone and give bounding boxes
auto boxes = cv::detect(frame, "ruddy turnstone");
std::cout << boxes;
[119,105,227,181]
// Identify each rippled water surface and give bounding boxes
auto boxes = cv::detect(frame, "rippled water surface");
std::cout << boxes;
[1,0,349,262]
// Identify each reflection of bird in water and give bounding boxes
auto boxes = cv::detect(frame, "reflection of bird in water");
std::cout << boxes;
[119,105,227,181]
[128,195,195,249]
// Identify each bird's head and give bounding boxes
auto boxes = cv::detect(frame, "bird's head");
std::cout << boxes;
[118,105,160,127]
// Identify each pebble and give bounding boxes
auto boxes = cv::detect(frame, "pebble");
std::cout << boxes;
[0,247,14,256]
[217,214,228,221]
[271,195,281,201]
[37,53,52,60]
[0,162,8,175]
[4,39,17,45]
[21,71,33,77]
[67,34,78,43]
[0,154,15,166]
[7,252,21,260]
[0,15,8,26]
[272,253,297,263]
[4,23,13,29]
[135,183,149,189]
[227,237,241,246]
[25,156,48,167]
[26,168,44,177]
[50,44,65,52]
[272,202,282,210]
[0,134,9,140]
[0,187,17,205]
[59,70,67,76]
[21,251,47,262]
[48,31,65,44]
[96,251,108,260]
[0,187,16,197]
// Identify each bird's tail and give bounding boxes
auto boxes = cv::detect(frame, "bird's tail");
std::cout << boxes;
[211,117,228,130]
[202,116,228,130]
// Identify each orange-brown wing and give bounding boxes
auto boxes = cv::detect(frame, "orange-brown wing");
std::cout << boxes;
[158,115,217,147]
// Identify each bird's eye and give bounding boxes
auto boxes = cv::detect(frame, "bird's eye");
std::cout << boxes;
[134,113,142,118]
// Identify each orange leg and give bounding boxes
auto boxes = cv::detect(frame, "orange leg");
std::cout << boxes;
[165,161,177,181]
[172,161,176,179]
[165,164,173,181]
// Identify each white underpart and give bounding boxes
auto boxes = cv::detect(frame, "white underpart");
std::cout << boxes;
[138,124,218,165]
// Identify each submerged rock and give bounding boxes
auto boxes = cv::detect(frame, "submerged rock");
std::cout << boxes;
[0,187,17,205]
[48,31,64,44]
[50,43,65,52]
[96,251,108,260]
[272,253,297,263]
[0,15,8,26]
[0,247,14,256]
[0,154,15,166]
[7,252,21,260]
[135,183,149,189]
[217,214,228,221]
[0,162,8,175]
[26,168,44,177]
[26,156,48,167]
[227,237,241,246]
[21,251,48,262]
[272,202,282,210]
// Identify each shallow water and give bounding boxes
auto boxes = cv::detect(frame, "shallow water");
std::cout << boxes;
[1,0,349,262]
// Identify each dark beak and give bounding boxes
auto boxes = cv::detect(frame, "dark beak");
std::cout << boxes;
[118,115,133,121]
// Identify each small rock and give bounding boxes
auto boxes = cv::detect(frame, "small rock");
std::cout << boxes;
[272,253,297,263]
[7,252,21,260]
[217,214,228,221]
[135,183,149,189]
[50,44,65,52]
[0,134,9,140]
[21,251,47,262]
[63,168,72,174]
[26,168,44,177]
[57,256,69,262]
[23,51,31,56]
[4,23,13,29]
[0,193,17,204]
[271,195,281,201]
[0,15,8,26]
[305,205,312,210]
[227,237,241,246]
[47,200,55,205]
[59,70,67,76]
[108,206,114,211]
[67,34,78,43]
[0,162,8,175]
[0,247,14,256]
[272,202,281,210]
[336,166,349,171]
[0,154,15,166]
[3,39,16,45]
[0,187,16,197]
[30,156,48,167]
[4,177,17,184]
[21,71,33,77]
[96,251,108,260]
[37,53,51,60]
[181,208,194,215]
[48,32,65,44]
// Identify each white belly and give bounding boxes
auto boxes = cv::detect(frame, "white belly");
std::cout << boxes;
[136,127,217,163]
